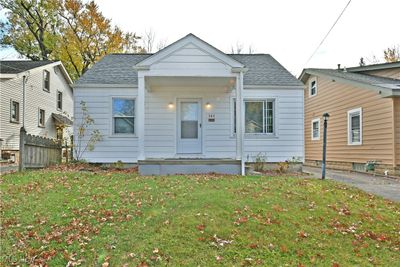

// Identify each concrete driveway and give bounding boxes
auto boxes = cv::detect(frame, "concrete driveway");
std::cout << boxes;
[303,166,400,202]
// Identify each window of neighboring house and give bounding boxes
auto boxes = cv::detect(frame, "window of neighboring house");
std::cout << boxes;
[232,99,275,134]
[10,100,20,123]
[43,70,50,92]
[38,109,45,127]
[311,118,320,140]
[348,107,362,145]
[57,91,63,110]
[112,98,135,134]
[56,127,63,141]
[309,78,317,97]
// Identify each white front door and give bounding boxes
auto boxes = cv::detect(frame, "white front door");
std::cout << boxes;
[177,99,202,154]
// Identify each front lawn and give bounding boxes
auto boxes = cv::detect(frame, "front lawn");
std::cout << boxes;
[1,167,399,266]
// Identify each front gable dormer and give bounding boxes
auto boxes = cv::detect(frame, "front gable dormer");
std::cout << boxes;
[135,34,245,77]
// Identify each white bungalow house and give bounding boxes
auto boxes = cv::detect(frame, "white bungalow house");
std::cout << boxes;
[73,34,304,175]
[0,60,73,162]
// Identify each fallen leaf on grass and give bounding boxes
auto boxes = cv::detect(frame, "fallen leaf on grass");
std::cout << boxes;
[234,216,248,225]
[298,231,309,238]
[196,224,206,231]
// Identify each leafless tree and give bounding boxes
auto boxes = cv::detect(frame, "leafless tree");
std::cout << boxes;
[142,28,155,53]
[156,38,168,51]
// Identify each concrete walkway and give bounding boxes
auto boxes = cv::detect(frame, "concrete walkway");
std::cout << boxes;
[303,166,400,202]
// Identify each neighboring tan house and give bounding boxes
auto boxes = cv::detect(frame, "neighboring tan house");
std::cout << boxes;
[300,62,400,175]
[0,60,73,162]
[73,34,304,175]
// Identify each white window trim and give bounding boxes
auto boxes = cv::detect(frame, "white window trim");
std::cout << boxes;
[347,107,362,145]
[311,118,320,141]
[309,77,317,97]
[38,108,45,128]
[110,96,136,137]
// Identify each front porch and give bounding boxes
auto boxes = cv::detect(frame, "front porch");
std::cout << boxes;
[138,158,241,175]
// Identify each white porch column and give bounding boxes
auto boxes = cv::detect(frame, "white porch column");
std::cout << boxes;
[235,73,243,163]
[137,75,145,160]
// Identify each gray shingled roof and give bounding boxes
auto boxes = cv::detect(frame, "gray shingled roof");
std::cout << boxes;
[230,54,302,86]
[75,54,151,85]
[305,68,400,90]
[0,60,55,74]
[75,53,302,87]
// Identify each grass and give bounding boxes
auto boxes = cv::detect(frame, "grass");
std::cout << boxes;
[1,167,399,266]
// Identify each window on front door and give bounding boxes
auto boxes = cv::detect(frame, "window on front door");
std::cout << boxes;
[181,102,199,139]
[112,98,135,134]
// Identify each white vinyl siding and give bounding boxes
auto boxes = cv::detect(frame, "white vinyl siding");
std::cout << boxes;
[0,65,73,151]
[144,87,236,159]
[243,89,304,162]
[348,107,362,145]
[311,118,320,140]
[73,88,138,163]
[74,87,304,163]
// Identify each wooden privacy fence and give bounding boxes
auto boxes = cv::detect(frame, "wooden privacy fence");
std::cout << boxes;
[19,127,62,171]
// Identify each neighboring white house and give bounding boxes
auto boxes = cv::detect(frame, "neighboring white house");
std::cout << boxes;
[0,60,73,162]
[73,34,304,175]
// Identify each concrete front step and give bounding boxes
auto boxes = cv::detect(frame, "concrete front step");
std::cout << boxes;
[138,158,241,175]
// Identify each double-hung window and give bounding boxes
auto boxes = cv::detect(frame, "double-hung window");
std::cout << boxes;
[309,78,317,97]
[10,100,20,123]
[57,91,63,110]
[311,118,320,140]
[112,98,135,134]
[348,108,362,145]
[232,99,275,134]
[38,109,45,127]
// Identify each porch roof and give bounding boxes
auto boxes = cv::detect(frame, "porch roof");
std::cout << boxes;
[75,54,302,87]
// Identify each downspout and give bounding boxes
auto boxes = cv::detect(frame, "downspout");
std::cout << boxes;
[22,75,26,128]
[240,71,245,175]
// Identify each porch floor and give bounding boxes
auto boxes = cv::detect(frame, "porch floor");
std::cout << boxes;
[138,158,241,175]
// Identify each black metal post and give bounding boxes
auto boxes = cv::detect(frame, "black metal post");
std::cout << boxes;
[322,113,329,179]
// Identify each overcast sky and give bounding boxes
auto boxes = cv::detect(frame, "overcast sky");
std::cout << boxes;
[1,0,399,76]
